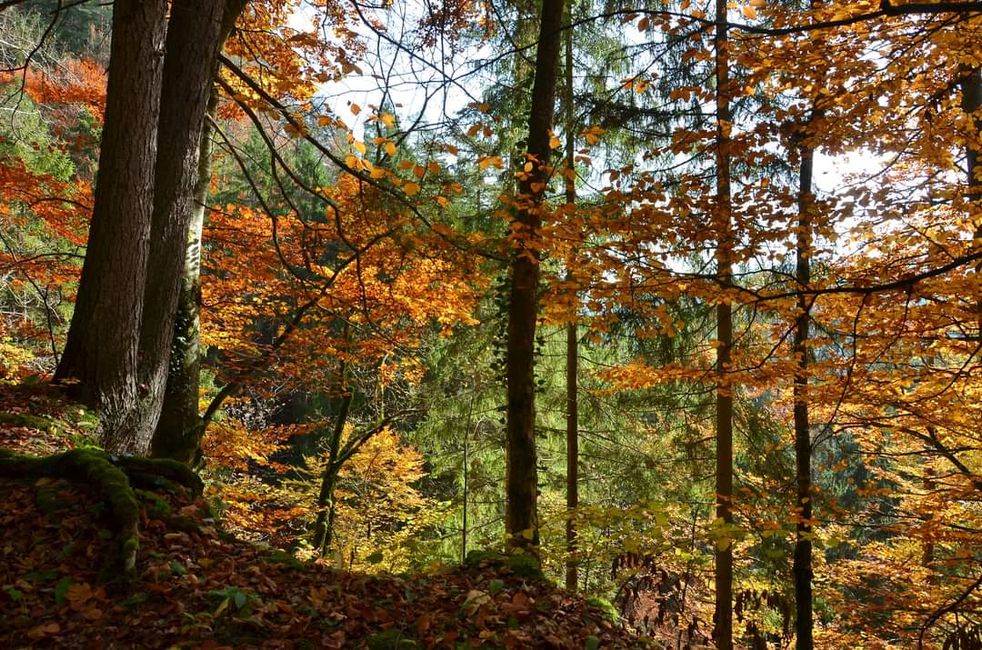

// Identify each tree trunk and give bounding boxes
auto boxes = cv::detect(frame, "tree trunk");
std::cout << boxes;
[149,90,218,464]
[148,0,247,462]
[130,0,229,454]
[712,0,734,644]
[55,0,167,452]
[313,384,353,554]
[961,66,981,334]
[504,0,564,551]
[793,133,815,650]
[563,0,578,592]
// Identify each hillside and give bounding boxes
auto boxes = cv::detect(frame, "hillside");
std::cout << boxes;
[0,384,649,649]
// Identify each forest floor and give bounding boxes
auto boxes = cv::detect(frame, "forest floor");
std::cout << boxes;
[0,383,651,649]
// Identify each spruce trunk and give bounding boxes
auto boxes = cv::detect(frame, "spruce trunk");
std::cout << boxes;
[504,0,564,551]
[713,0,734,644]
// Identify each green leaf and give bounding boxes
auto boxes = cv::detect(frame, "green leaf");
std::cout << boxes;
[3,586,23,602]
[54,576,73,606]
[233,591,247,609]
[585,636,601,650]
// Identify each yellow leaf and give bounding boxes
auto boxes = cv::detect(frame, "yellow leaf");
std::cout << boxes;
[549,135,562,149]
[427,160,441,174]
[741,5,757,18]
[384,142,397,156]
[404,182,420,196]
[350,103,361,115]
[381,113,395,128]
[353,141,367,155]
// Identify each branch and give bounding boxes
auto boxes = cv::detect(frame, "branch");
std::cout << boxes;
[918,573,982,649]
[333,408,423,470]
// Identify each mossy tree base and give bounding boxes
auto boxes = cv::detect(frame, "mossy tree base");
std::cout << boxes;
[0,447,203,580]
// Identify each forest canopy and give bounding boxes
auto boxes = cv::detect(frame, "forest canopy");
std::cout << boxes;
[0,0,979,647]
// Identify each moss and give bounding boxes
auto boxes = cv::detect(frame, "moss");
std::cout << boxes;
[0,412,56,432]
[135,489,171,518]
[0,447,138,578]
[366,630,419,649]
[506,552,543,579]
[114,455,203,496]
[587,596,620,623]
[34,483,61,516]
[265,549,305,571]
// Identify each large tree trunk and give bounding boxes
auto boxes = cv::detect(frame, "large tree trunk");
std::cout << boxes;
[149,0,247,462]
[55,0,167,452]
[504,0,564,551]
[130,0,229,454]
[793,134,815,650]
[712,0,734,644]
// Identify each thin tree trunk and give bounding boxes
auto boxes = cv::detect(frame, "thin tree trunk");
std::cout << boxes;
[55,0,167,452]
[131,0,230,454]
[793,133,815,650]
[713,0,734,643]
[504,0,564,551]
[313,364,352,554]
[961,66,981,333]
[563,0,578,592]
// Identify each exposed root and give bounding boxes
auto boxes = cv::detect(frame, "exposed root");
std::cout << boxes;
[0,447,201,580]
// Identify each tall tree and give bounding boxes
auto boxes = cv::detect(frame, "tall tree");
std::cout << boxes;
[54,0,167,449]
[504,0,564,550]
[55,0,237,454]
[135,0,233,451]
[563,0,579,591]
[793,119,815,650]
[712,0,734,644]
[151,1,249,463]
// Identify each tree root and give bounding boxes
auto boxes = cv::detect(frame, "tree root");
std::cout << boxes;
[0,447,202,580]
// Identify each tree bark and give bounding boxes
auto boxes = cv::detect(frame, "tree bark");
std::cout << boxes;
[149,90,218,464]
[313,374,353,554]
[130,0,229,454]
[713,0,734,644]
[55,0,167,452]
[563,0,578,592]
[793,132,815,650]
[961,66,981,334]
[148,0,248,462]
[504,0,564,551]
